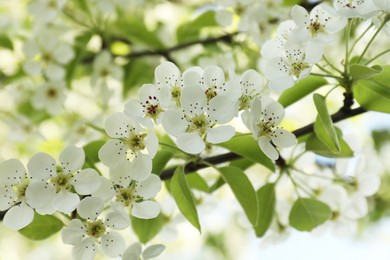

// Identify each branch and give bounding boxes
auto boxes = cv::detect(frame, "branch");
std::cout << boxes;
[159,106,367,180]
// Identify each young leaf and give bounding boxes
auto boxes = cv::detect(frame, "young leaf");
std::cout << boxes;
[0,35,13,50]
[278,76,328,108]
[289,198,332,231]
[218,135,275,171]
[353,67,390,114]
[170,166,201,232]
[350,64,383,80]
[187,172,210,193]
[306,128,353,158]
[177,11,218,43]
[255,183,276,237]
[19,213,63,240]
[218,166,258,226]
[131,213,166,244]
[209,177,225,193]
[313,94,340,152]
[152,150,173,175]
[83,140,106,165]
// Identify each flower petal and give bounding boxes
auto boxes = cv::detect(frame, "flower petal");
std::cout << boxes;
[105,205,129,230]
[142,244,166,259]
[130,154,152,181]
[98,139,127,168]
[203,65,225,89]
[358,174,380,197]
[54,190,80,214]
[100,231,126,258]
[91,178,116,202]
[208,94,235,124]
[272,129,296,148]
[291,5,309,27]
[72,237,97,260]
[182,69,202,88]
[161,109,188,137]
[27,152,56,180]
[258,136,279,160]
[25,181,56,210]
[3,202,34,230]
[131,201,160,219]
[206,125,235,144]
[145,130,158,158]
[77,197,104,220]
[104,112,134,138]
[59,146,85,173]
[109,161,132,186]
[0,159,26,184]
[0,185,15,211]
[135,174,162,200]
[122,242,142,260]
[180,86,207,115]
[61,219,85,245]
[72,169,102,195]
[176,132,205,154]
[155,61,180,86]
[263,100,285,126]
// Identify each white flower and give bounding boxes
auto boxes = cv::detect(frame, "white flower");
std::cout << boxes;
[333,0,378,18]
[161,86,236,154]
[291,4,347,43]
[61,197,127,260]
[98,112,158,181]
[242,96,296,160]
[93,174,162,220]
[262,42,322,91]
[31,80,66,115]
[28,0,67,24]
[91,50,123,87]
[154,61,183,106]
[0,159,35,230]
[23,29,74,80]
[25,146,102,214]
[124,84,171,127]
[122,242,165,260]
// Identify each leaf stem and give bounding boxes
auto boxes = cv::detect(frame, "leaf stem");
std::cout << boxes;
[365,48,390,65]
[357,21,387,64]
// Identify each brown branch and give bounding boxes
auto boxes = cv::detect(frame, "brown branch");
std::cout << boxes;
[159,106,367,180]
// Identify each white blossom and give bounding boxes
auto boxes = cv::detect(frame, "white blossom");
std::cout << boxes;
[332,0,378,18]
[122,242,165,260]
[31,80,66,115]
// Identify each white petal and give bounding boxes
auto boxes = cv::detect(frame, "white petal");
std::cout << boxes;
[261,39,284,59]
[109,161,132,186]
[25,181,56,210]
[182,69,203,88]
[122,243,142,260]
[240,69,264,93]
[104,112,134,138]
[145,130,158,158]
[91,178,116,202]
[98,139,127,168]
[54,190,80,214]
[3,202,34,230]
[215,9,233,27]
[130,154,152,181]
[304,41,324,63]
[0,159,26,184]
[272,129,296,148]
[325,16,347,33]
[263,100,285,126]
[72,169,102,195]
[155,61,180,86]
[100,231,126,258]
[206,125,235,144]
[45,63,65,80]
[208,94,235,124]
[124,100,144,119]
[258,136,279,160]
[72,237,97,260]
[59,146,85,173]
[142,244,166,259]
[28,152,56,180]
[105,206,129,230]
[176,132,205,154]
[344,195,368,219]
[131,201,160,219]
[0,185,15,210]
[77,197,104,220]
[180,86,207,115]
[291,5,309,27]
[62,219,85,245]
[135,174,162,200]
[269,77,296,92]
[161,109,188,137]
[53,45,74,64]
[23,61,42,76]
[203,65,225,88]
[358,174,380,197]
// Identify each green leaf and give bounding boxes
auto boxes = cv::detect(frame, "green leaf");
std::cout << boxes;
[123,60,155,95]
[230,158,254,171]
[187,172,210,193]
[131,213,166,244]
[283,0,301,6]
[19,213,63,240]
[209,177,225,193]
[278,76,328,108]
[170,166,201,232]
[255,183,275,237]
[219,166,258,226]
[350,64,383,80]
[353,66,390,113]
[83,140,106,165]
[0,35,13,50]
[289,198,332,231]
[177,11,218,43]
[152,150,173,175]
[306,128,354,158]
[313,94,340,152]
[218,135,275,171]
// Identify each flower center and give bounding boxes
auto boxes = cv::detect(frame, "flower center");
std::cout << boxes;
[46,88,57,98]
[86,220,106,238]
[256,115,277,138]
[143,96,164,121]
[14,179,29,202]
[205,88,217,101]
[126,132,146,153]
[189,114,209,135]
[115,187,135,207]
[51,172,73,192]
[290,62,310,78]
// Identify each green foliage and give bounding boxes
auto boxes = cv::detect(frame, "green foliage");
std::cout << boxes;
[131,213,166,244]
[18,102,50,124]
[0,35,13,50]
[123,59,155,95]
[218,135,275,171]
[170,166,201,232]
[177,11,218,43]
[278,76,328,108]
[19,213,63,240]
[283,0,301,6]
[83,140,106,165]
[306,128,354,158]
[152,150,173,175]
[289,198,332,231]
[218,166,258,226]
[186,172,210,193]
[350,64,383,80]
[255,183,276,237]
[313,94,340,153]
[353,66,390,114]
